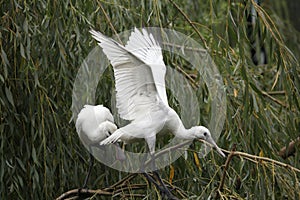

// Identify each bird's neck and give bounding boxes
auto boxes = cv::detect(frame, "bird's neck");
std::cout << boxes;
[174,124,196,140]
[99,121,117,134]
[167,109,195,140]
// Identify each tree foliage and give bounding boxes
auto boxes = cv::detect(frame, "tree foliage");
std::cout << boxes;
[1,0,299,199]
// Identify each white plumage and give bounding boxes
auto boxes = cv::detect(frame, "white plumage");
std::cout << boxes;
[76,104,124,188]
[90,28,225,157]
[76,105,117,146]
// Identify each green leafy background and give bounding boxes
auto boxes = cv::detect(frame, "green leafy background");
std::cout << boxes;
[1,0,299,199]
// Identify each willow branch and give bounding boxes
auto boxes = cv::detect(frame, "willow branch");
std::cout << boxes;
[147,138,300,174]
[145,140,192,168]
[168,0,208,49]
[104,173,137,190]
[262,91,287,108]
[97,0,122,44]
[56,188,111,200]
[56,184,146,200]
[220,148,300,173]
[218,145,236,192]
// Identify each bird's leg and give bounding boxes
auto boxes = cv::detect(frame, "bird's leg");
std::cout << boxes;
[139,136,156,172]
[142,172,161,192]
[99,145,111,187]
[82,151,94,189]
[142,170,178,200]
[143,136,178,199]
[113,143,126,161]
[139,151,149,173]
[103,164,109,187]
[151,154,178,200]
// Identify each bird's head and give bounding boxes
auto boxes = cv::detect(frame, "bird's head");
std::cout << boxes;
[193,126,225,157]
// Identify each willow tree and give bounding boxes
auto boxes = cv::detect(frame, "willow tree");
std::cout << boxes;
[1,0,299,199]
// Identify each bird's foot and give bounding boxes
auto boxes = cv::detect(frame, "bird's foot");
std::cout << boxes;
[143,173,179,200]
[156,185,179,200]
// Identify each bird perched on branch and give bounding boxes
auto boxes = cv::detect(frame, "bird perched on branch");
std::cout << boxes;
[90,28,225,198]
[90,28,225,157]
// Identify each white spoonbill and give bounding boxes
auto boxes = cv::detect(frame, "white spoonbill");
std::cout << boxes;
[76,105,117,145]
[90,28,225,199]
[90,28,225,157]
[76,104,124,188]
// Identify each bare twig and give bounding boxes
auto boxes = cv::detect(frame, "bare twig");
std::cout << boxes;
[266,90,286,95]
[56,188,111,200]
[113,184,147,194]
[218,145,236,192]
[97,0,122,44]
[220,148,300,173]
[104,173,137,190]
[120,193,146,199]
[150,138,300,175]
[262,91,287,108]
[149,140,192,166]
[162,42,207,53]
[56,184,147,200]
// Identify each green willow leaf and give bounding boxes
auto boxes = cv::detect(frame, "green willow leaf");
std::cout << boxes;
[5,87,14,107]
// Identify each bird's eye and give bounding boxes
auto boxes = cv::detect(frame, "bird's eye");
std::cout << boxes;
[204,132,207,137]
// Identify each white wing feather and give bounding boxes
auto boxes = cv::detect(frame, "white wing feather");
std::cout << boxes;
[90,28,168,121]
[125,28,168,107]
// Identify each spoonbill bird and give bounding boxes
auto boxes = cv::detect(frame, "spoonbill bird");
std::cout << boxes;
[89,28,225,198]
[90,28,225,157]
[76,104,124,188]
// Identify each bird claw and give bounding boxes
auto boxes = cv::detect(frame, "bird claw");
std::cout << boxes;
[143,173,179,200]
[156,185,179,200]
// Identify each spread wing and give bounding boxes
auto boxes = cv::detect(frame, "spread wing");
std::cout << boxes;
[90,28,168,121]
